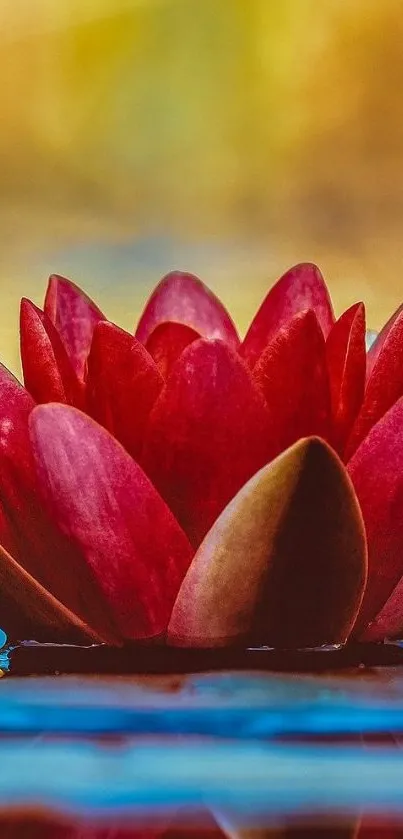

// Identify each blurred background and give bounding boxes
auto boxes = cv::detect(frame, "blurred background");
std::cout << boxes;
[1,0,403,372]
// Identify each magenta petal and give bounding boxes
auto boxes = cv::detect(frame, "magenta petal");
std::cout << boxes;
[30,404,194,640]
[366,301,403,380]
[145,321,201,378]
[87,321,163,460]
[44,275,105,380]
[348,397,403,637]
[326,302,366,455]
[141,338,272,546]
[0,541,102,644]
[135,270,240,349]
[345,308,403,459]
[0,365,116,637]
[253,309,331,458]
[241,262,335,367]
[361,575,403,642]
[0,503,18,560]
[0,365,118,638]
[20,298,84,407]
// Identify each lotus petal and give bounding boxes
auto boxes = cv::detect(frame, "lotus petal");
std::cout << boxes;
[361,574,403,642]
[366,302,403,379]
[146,321,201,378]
[87,322,163,460]
[253,310,330,459]
[168,438,367,648]
[345,308,403,459]
[0,502,19,560]
[326,302,366,455]
[0,542,101,643]
[348,397,403,637]
[135,271,240,349]
[142,339,272,546]
[20,298,84,407]
[30,404,194,640]
[44,275,105,380]
[0,364,114,640]
[241,263,335,367]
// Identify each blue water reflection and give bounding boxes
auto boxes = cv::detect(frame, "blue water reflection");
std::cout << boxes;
[2,626,403,831]
[0,738,402,827]
[0,671,401,828]
[1,671,403,738]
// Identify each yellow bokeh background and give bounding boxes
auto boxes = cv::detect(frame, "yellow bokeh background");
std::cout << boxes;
[1,0,403,371]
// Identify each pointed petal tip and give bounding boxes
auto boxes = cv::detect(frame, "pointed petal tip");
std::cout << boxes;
[45,273,105,316]
[20,297,84,407]
[325,301,366,456]
[241,262,335,367]
[346,304,403,459]
[87,321,163,459]
[145,320,201,378]
[44,274,105,380]
[135,270,240,349]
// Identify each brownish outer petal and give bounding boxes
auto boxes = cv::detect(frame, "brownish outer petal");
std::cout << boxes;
[168,438,367,649]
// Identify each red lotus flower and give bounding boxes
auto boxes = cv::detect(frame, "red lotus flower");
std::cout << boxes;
[1,262,402,649]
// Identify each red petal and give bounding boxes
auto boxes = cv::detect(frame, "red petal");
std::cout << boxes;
[168,438,367,648]
[345,308,403,459]
[87,322,163,460]
[366,301,403,380]
[361,574,403,642]
[348,397,403,638]
[20,298,84,408]
[145,321,201,378]
[253,309,331,458]
[0,365,115,640]
[0,502,19,559]
[142,339,272,546]
[44,275,105,380]
[326,302,366,455]
[30,404,194,640]
[135,271,240,349]
[0,542,102,643]
[241,263,335,367]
